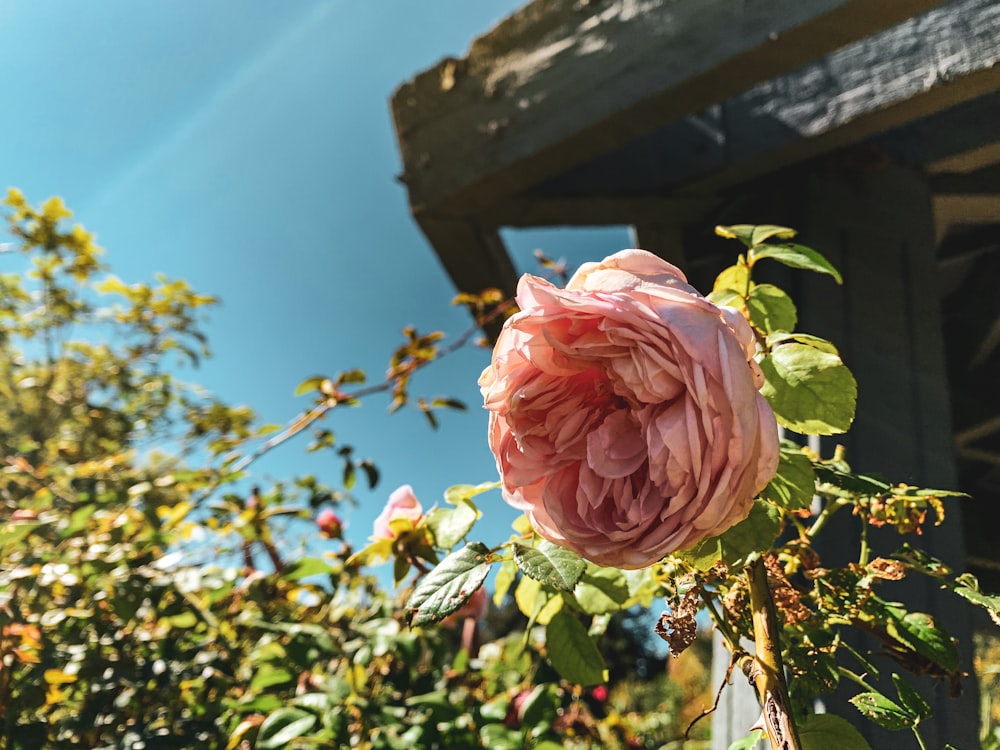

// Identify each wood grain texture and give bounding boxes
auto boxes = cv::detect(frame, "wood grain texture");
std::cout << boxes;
[392,0,949,214]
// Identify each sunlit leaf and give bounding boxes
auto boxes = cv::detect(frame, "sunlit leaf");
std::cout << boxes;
[545,610,608,686]
[747,283,797,334]
[749,242,842,284]
[798,713,872,749]
[513,540,586,591]
[294,376,327,397]
[425,498,480,550]
[444,482,499,505]
[676,500,782,572]
[282,557,335,581]
[759,342,857,435]
[406,542,493,626]
[574,564,630,614]
[256,708,317,749]
[849,691,915,730]
[515,575,563,625]
[713,263,750,295]
[761,446,815,510]
[728,731,765,750]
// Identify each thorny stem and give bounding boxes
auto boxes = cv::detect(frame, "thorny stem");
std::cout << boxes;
[746,557,803,750]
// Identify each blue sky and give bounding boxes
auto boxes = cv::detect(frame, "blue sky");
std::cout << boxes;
[0,2,630,562]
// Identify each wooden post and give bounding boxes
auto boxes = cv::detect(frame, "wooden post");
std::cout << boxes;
[795,162,979,749]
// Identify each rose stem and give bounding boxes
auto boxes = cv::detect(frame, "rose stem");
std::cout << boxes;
[745,557,803,750]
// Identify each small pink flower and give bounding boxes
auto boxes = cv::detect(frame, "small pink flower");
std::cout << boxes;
[316,508,342,539]
[372,485,423,539]
[590,685,608,703]
[479,249,779,569]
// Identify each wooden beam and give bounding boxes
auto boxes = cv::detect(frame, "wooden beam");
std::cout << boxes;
[931,163,1000,195]
[415,215,519,298]
[477,195,718,228]
[687,0,1000,196]
[392,0,949,215]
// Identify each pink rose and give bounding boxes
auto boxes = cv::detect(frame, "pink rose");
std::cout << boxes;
[372,484,423,539]
[479,249,779,569]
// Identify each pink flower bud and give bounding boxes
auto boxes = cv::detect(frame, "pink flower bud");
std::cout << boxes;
[316,508,342,539]
[372,485,423,540]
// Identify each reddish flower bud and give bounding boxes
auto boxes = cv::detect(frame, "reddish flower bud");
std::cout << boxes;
[316,508,342,539]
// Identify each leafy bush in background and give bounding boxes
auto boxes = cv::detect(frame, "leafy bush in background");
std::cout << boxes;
[1,192,999,750]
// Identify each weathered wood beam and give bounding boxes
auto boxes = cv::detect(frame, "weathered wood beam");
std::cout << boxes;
[536,0,1000,199]
[934,195,1000,242]
[392,0,949,215]
[687,0,1000,196]
[415,216,518,298]
[477,195,717,228]
[931,163,1000,195]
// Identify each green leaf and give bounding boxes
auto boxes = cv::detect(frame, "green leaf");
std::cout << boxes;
[747,283,797,334]
[479,724,524,750]
[713,263,750,296]
[337,368,366,384]
[849,691,915,730]
[282,557,335,581]
[952,576,1000,626]
[749,242,842,284]
[406,542,493,626]
[882,603,959,673]
[707,287,745,308]
[493,558,517,606]
[676,500,782,572]
[431,397,467,411]
[761,446,815,510]
[751,225,798,245]
[544,610,608,686]
[250,667,295,692]
[443,482,499,505]
[359,459,379,489]
[574,564,631,614]
[892,673,932,721]
[164,611,198,629]
[513,540,586,591]
[425,498,480,550]
[715,224,797,248]
[798,713,872,750]
[728,730,765,750]
[759,342,857,435]
[294,375,326,397]
[257,708,317,749]
[767,331,839,355]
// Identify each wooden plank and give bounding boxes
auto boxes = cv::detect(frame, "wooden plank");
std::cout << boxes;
[793,164,979,749]
[532,0,1000,199]
[392,0,949,214]
[690,0,1000,195]
[477,195,717,228]
[416,216,518,300]
[931,163,1000,195]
